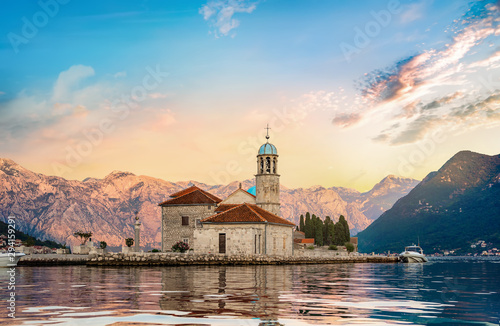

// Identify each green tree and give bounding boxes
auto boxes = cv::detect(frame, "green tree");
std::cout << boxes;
[24,236,35,247]
[299,214,305,232]
[314,217,323,246]
[328,221,335,245]
[339,215,350,243]
[323,216,332,245]
[99,241,107,249]
[333,221,346,245]
[125,238,134,247]
[345,242,355,253]
[311,214,317,239]
[73,231,92,245]
[304,212,313,238]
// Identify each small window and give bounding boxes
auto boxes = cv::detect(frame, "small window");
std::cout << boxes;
[183,238,189,245]
[196,219,202,227]
[182,216,189,226]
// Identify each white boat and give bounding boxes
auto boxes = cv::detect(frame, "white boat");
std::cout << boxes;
[399,245,428,263]
[0,252,26,267]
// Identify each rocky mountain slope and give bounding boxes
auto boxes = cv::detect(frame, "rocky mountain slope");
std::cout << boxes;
[358,151,500,253]
[0,158,417,248]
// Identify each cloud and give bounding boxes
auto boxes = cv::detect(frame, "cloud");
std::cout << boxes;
[331,1,500,145]
[399,1,428,24]
[113,71,127,78]
[396,100,421,119]
[199,0,258,37]
[332,113,362,128]
[390,115,441,145]
[360,3,498,104]
[0,91,5,96]
[468,50,500,69]
[420,92,463,111]
[52,65,95,102]
[148,92,169,99]
[451,92,500,119]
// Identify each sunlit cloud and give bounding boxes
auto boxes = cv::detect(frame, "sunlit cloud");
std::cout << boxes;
[330,1,500,146]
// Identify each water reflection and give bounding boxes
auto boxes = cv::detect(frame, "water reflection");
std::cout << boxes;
[159,265,292,321]
[1,259,498,325]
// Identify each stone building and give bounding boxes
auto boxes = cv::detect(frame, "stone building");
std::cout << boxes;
[159,186,222,252]
[159,131,295,255]
[194,203,294,255]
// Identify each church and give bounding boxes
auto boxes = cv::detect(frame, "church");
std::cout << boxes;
[159,131,296,256]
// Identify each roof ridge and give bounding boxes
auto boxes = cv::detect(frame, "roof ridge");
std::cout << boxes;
[245,203,267,222]
[169,185,200,198]
[201,203,245,222]
[195,189,220,202]
[250,204,295,226]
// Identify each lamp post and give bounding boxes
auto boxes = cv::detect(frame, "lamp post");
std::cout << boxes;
[134,211,141,252]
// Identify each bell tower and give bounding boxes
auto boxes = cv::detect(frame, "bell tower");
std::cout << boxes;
[255,125,280,216]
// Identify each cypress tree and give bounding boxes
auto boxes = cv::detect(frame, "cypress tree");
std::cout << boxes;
[314,217,323,246]
[334,221,346,245]
[311,214,317,239]
[328,221,335,245]
[339,215,350,243]
[304,212,312,238]
[299,214,305,232]
[324,216,332,245]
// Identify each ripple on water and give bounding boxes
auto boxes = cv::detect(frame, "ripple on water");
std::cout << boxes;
[3,258,499,325]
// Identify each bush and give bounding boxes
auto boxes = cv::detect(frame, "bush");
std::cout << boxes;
[99,241,107,249]
[345,242,355,253]
[125,238,134,247]
[306,245,315,250]
[172,241,189,253]
[151,249,160,252]
[328,244,337,250]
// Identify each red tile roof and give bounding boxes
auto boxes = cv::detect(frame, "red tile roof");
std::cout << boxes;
[201,203,295,226]
[167,185,222,202]
[168,185,199,198]
[159,186,222,206]
[214,204,239,212]
[294,239,314,244]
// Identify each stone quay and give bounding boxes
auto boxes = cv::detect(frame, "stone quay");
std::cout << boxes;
[17,252,398,266]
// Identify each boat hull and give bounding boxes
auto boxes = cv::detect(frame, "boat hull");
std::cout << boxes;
[399,254,428,263]
[0,253,26,267]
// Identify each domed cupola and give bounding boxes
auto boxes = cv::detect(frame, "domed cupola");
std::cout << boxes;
[258,143,277,155]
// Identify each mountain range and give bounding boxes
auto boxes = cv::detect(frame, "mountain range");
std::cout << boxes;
[358,151,500,253]
[0,158,418,248]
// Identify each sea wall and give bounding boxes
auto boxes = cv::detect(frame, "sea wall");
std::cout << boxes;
[17,254,89,266]
[86,252,398,266]
[17,252,398,266]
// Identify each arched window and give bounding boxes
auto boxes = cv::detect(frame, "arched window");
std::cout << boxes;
[273,158,277,174]
[260,157,264,174]
[266,157,271,173]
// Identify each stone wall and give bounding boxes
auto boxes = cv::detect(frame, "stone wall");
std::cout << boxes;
[87,252,399,266]
[162,204,216,252]
[220,189,256,204]
[265,224,293,256]
[255,173,280,216]
[194,223,293,256]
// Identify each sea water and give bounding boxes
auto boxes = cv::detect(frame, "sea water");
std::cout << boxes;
[1,257,499,325]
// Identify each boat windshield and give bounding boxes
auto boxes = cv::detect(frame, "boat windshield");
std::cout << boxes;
[405,246,423,253]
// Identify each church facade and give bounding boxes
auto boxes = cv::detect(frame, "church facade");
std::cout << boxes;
[159,133,295,256]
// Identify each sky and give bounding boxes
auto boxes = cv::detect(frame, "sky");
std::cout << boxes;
[1,0,499,191]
